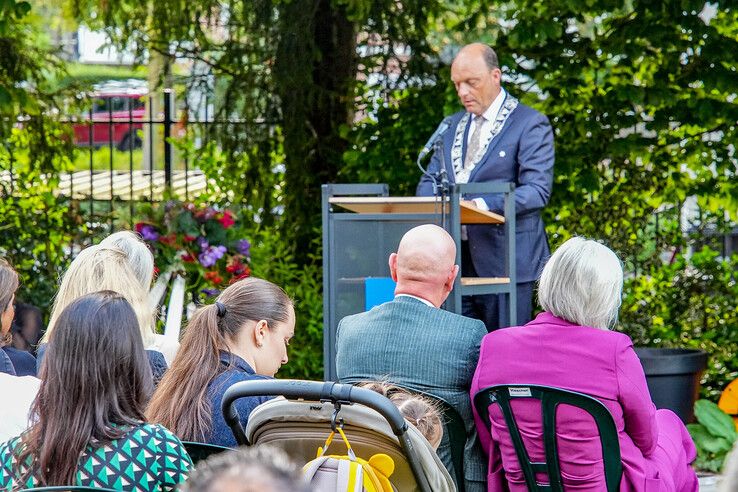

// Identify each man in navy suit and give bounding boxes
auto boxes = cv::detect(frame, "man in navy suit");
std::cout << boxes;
[417,43,555,331]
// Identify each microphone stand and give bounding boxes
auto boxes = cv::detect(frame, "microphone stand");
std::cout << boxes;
[435,139,450,230]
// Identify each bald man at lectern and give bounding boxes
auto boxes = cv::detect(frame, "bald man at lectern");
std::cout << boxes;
[417,42,555,331]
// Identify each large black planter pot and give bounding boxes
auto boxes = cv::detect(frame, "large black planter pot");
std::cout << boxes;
[634,348,708,424]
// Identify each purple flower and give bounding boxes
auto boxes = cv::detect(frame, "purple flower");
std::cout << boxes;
[198,245,227,267]
[196,236,209,250]
[202,288,221,297]
[235,239,251,256]
[138,224,159,242]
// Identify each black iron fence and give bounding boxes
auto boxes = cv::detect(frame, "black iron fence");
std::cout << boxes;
[48,87,265,234]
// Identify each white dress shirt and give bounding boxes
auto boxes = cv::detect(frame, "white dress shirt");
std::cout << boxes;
[0,373,40,442]
[463,88,506,212]
[395,294,435,308]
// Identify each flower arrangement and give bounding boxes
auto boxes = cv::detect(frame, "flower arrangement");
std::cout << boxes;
[135,200,251,301]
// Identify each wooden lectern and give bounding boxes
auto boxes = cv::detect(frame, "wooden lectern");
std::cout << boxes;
[321,182,517,381]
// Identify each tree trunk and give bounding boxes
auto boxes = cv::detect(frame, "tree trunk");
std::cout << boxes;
[276,0,356,264]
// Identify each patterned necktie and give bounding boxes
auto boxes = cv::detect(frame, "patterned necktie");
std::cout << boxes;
[464,116,486,168]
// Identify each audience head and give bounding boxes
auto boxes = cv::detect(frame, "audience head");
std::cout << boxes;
[389,225,459,307]
[451,43,502,116]
[100,230,155,290]
[0,258,19,337]
[358,381,444,449]
[147,277,294,441]
[21,291,152,486]
[44,244,155,346]
[538,237,623,330]
[11,302,43,352]
[180,445,309,492]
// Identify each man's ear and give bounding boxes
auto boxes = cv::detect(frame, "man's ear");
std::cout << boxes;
[389,253,399,282]
[445,264,460,291]
[491,67,502,84]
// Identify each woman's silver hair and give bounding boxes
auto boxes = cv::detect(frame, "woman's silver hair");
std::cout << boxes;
[44,245,155,346]
[537,237,623,330]
[180,445,310,492]
[100,231,155,290]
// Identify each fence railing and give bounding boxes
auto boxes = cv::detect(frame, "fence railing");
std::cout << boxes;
[1,87,265,233]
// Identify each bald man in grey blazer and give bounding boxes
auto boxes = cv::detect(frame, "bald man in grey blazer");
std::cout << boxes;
[335,225,488,492]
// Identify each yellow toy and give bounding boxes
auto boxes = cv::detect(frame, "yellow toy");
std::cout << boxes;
[302,426,396,492]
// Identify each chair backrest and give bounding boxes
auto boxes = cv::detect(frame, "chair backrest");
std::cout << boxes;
[148,269,187,340]
[389,385,466,492]
[182,441,230,465]
[473,384,622,492]
[437,400,467,492]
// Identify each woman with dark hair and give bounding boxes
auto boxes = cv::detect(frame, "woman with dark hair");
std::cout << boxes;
[0,291,192,490]
[147,277,295,447]
[0,259,40,442]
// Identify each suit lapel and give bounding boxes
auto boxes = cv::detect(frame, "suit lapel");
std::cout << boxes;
[443,112,470,185]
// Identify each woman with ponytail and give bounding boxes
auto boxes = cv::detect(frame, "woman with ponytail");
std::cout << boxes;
[146,277,295,447]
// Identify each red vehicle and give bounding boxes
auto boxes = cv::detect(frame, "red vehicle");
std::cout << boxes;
[72,81,147,150]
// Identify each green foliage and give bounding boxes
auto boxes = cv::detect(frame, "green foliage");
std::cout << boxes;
[53,63,147,91]
[688,399,738,472]
[0,0,80,315]
[619,247,738,399]
[247,228,324,380]
[341,72,459,195]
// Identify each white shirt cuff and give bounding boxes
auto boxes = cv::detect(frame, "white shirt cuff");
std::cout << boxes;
[472,198,489,211]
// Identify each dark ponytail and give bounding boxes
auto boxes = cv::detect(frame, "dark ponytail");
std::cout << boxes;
[146,277,292,441]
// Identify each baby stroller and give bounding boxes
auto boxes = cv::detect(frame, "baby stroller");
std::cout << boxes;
[222,380,456,492]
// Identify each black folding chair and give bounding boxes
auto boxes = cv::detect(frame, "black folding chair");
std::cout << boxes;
[473,384,622,492]
[182,440,231,464]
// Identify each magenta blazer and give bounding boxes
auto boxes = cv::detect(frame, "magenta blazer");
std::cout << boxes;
[470,312,697,492]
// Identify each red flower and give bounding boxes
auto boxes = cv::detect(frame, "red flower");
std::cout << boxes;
[153,266,160,275]
[226,255,245,274]
[219,210,235,229]
[204,270,223,284]
[230,266,251,283]
[158,233,177,246]
[181,252,196,263]
[183,234,196,242]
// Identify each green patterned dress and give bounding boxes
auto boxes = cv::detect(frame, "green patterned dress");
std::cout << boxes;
[0,423,193,491]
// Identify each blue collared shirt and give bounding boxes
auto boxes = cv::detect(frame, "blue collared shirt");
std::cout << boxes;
[204,351,272,447]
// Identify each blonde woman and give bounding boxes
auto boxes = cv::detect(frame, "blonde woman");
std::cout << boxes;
[100,230,179,364]
[38,245,168,382]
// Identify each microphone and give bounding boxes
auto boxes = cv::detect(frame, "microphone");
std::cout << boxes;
[417,116,452,163]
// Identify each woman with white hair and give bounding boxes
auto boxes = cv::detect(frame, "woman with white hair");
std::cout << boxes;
[38,245,169,383]
[470,237,698,491]
[100,230,179,364]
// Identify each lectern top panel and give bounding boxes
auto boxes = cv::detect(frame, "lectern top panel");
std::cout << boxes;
[328,196,504,224]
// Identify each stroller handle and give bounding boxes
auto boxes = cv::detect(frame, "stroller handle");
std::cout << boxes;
[221,379,435,492]
[221,379,408,443]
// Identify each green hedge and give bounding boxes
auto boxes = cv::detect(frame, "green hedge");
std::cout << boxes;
[619,248,738,399]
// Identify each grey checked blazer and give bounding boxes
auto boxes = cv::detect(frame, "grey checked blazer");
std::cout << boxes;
[335,295,488,492]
